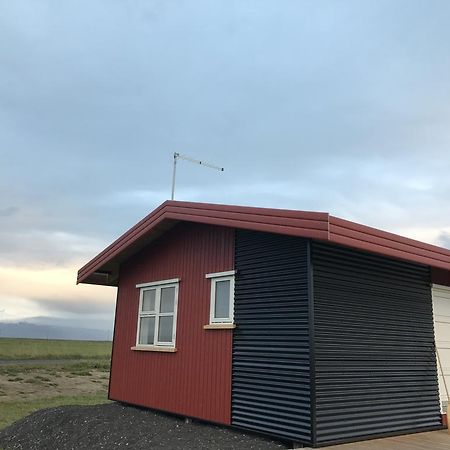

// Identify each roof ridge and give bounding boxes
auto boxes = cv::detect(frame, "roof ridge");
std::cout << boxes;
[77,201,450,286]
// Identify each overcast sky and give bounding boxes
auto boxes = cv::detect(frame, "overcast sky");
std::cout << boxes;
[1,1,450,327]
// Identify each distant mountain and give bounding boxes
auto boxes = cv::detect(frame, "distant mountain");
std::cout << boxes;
[0,320,112,341]
[22,316,114,332]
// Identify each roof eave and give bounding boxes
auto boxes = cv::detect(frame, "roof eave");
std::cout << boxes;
[77,201,450,286]
[77,201,329,285]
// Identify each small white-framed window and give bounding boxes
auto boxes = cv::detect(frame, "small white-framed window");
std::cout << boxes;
[135,279,179,347]
[206,271,235,324]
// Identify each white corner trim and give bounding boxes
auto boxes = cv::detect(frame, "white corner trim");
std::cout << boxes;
[136,278,180,288]
[205,270,236,279]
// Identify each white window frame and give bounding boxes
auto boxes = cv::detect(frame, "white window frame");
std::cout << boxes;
[206,271,235,324]
[135,278,179,348]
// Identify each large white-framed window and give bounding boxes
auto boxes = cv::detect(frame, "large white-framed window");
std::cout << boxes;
[135,278,179,348]
[206,271,235,325]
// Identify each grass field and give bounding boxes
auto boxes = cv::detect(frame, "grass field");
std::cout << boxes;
[0,338,112,429]
[0,338,112,360]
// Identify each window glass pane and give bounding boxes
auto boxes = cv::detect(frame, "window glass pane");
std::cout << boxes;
[138,316,155,345]
[214,280,231,319]
[158,316,173,342]
[160,287,175,313]
[142,289,156,312]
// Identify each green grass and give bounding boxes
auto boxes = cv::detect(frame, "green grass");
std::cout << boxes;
[0,340,112,431]
[0,338,112,360]
[0,393,110,429]
[0,360,111,430]
[0,360,111,377]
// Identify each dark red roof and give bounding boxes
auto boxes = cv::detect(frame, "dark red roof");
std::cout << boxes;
[77,200,450,286]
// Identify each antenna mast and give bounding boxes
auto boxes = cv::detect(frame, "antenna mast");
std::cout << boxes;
[171,152,224,200]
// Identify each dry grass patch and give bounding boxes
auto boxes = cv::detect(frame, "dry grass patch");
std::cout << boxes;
[0,361,111,429]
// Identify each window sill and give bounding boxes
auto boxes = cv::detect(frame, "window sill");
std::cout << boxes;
[131,346,177,352]
[203,324,236,330]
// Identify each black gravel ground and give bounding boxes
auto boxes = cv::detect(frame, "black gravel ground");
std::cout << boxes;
[0,402,289,450]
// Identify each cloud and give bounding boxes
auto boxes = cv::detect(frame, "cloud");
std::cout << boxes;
[0,1,450,321]
[0,265,116,321]
[0,206,19,217]
[0,229,108,267]
[437,232,450,250]
[0,295,45,321]
[31,298,114,316]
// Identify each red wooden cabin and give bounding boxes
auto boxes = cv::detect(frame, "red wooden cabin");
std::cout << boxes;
[78,201,450,447]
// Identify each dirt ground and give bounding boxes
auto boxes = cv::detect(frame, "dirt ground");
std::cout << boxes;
[0,402,288,450]
[0,369,108,401]
[0,361,110,429]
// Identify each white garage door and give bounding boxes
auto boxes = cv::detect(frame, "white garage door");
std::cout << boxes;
[432,284,450,412]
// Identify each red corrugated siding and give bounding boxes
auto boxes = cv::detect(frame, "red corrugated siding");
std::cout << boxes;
[108,222,234,425]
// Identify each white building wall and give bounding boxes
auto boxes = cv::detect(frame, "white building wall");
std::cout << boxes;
[432,284,450,412]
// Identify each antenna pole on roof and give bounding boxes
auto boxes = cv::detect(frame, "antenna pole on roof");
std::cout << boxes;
[170,152,224,200]
[171,153,178,200]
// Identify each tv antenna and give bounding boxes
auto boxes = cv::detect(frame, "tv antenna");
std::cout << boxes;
[171,152,224,200]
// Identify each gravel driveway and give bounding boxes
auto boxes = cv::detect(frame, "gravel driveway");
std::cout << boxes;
[0,402,288,450]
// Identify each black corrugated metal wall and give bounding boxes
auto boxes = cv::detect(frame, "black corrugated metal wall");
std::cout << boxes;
[312,242,442,445]
[232,230,312,443]
[232,233,441,446]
